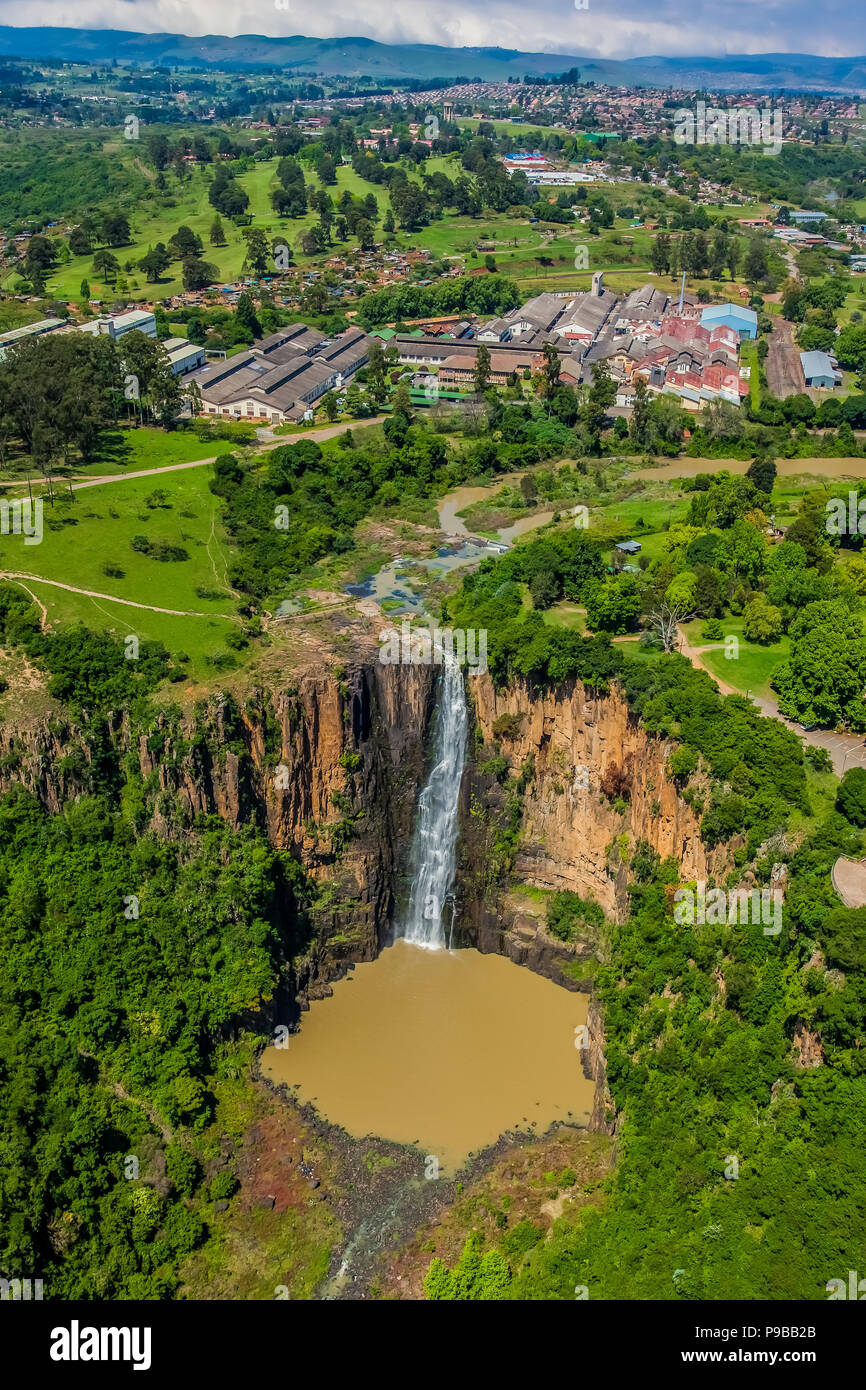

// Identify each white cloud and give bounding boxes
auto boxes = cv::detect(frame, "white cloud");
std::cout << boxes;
[0,0,861,59]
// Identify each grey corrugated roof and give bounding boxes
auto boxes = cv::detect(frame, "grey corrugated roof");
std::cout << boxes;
[800,350,840,377]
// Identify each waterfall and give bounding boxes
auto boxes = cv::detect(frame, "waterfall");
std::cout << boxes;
[400,657,468,951]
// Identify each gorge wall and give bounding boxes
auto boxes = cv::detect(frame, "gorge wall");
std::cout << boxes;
[0,657,731,1138]
[0,659,435,1006]
[467,669,731,918]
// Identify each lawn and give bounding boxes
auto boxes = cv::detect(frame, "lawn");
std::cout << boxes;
[41,156,406,304]
[542,602,586,632]
[689,617,791,699]
[0,467,246,679]
[74,427,241,477]
[0,424,242,484]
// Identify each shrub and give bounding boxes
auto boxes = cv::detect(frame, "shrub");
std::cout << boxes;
[209,1171,239,1202]
[492,713,524,740]
[836,767,866,827]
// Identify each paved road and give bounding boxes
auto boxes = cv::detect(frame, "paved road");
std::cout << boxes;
[831,857,866,908]
[0,416,386,492]
[677,626,866,776]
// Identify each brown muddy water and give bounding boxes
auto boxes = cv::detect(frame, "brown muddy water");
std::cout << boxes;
[633,457,866,482]
[262,940,593,1174]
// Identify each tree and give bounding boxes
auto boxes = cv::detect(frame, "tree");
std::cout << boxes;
[744,237,768,283]
[772,605,866,730]
[355,218,375,252]
[665,572,697,611]
[540,342,562,399]
[650,232,671,276]
[836,767,866,827]
[474,343,492,394]
[584,575,641,634]
[92,249,120,283]
[835,325,866,373]
[235,292,262,339]
[580,359,616,448]
[366,340,388,404]
[242,228,270,277]
[167,225,203,261]
[649,601,687,653]
[69,222,96,256]
[138,243,171,283]
[392,381,413,420]
[743,594,783,644]
[100,213,131,247]
[23,234,56,293]
[630,375,650,447]
[746,454,777,495]
[321,390,339,422]
[300,227,324,257]
[181,257,218,292]
[209,215,227,247]
[0,331,124,470]
[530,570,560,609]
[520,473,537,506]
[79,279,91,302]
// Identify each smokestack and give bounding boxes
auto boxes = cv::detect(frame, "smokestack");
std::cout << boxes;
[678,271,686,315]
[592,271,604,297]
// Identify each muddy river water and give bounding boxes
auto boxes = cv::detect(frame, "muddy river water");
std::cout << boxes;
[262,941,594,1174]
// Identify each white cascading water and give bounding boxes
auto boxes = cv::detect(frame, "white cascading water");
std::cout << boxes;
[400,656,468,951]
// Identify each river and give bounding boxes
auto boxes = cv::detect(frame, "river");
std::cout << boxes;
[345,477,557,614]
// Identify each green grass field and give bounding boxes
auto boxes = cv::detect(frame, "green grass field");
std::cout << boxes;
[0,424,243,484]
[0,467,245,679]
[542,601,586,632]
[684,616,790,698]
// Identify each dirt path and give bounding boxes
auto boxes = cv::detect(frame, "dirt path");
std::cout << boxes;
[677,625,866,775]
[0,572,236,621]
[110,1080,173,1147]
[766,315,803,399]
[0,417,386,492]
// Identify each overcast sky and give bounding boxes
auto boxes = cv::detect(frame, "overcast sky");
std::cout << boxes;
[0,0,863,59]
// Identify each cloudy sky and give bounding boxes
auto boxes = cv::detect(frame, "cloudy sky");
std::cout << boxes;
[0,0,863,59]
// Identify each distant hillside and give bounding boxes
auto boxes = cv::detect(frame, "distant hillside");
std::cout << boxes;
[0,27,864,93]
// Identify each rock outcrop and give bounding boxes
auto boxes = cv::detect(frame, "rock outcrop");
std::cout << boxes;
[467,670,730,920]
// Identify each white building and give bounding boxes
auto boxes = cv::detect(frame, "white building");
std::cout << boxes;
[79,309,157,341]
[163,337,207,376]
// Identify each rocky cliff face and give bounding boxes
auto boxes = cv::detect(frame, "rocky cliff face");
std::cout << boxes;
[467,670,730,919]
[456,670,735,1135]
[0,660,436,1005]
